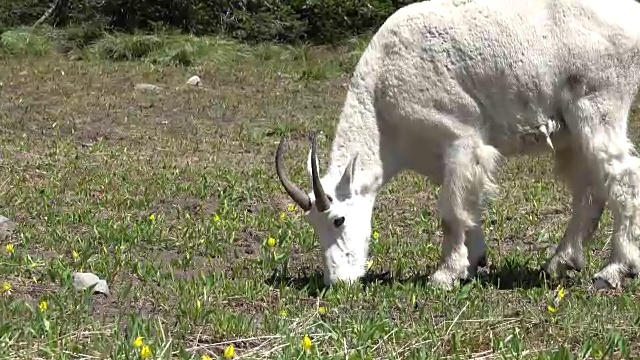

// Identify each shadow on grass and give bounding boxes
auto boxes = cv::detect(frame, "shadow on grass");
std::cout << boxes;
[266,269,327,297]
[266,262,579,297]
[359,264,558,290]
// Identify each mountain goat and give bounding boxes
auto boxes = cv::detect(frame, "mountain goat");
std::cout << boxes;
[275,0,640,290]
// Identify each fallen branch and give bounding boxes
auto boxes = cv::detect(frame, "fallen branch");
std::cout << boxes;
[32,0,60,28]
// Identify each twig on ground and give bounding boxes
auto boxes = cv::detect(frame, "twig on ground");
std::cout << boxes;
[32,0,60,28]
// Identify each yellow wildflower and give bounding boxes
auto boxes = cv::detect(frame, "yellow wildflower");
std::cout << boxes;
[266,237,276,247]
[302,335,312,350]
[279,212,286,221]
[39,300,47,312]
[318,306,327,315]
[133,336,144,348]
[372,231,379,240]
[280,309,287,317]
[5,243,14,254]
[213,214,220,222]
[366,259,373,270]
[140,344,152,359]
[201,355,213,360]
[72,250,79,261]
[148,214,156,222]
[1,282,10,292]
[223,344,235,359]
[557,285,565,301]
[547,305,557,313]
[287,204,296,212]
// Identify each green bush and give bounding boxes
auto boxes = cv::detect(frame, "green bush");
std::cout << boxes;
[0,0,421,45]
[63,25,106,48]
[91,33,164,61]
[0,27,53,56]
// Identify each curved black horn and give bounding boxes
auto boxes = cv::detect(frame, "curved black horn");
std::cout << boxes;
[310,132,331,212]
[275,137,311,211]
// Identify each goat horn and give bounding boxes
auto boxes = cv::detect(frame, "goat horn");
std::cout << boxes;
[310,132,332,212]
[275,137,311,211]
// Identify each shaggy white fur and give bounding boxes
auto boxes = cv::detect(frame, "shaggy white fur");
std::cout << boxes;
[275,0,640,289]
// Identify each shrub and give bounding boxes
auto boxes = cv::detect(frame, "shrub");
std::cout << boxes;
[0,0,422,45]
[64,25,106,49]
[0,27,53,56]
[91,33,164,61]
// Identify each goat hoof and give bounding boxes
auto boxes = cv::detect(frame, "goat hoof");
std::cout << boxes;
[592,271,623,291]
[428,270,458,290]
[566,256,585,272]
[476,253,488,268]
[543,255,584,278]
[541,262,561,278]
[593,277,618,291]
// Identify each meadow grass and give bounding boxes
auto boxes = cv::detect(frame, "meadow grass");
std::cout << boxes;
[1,27,640,359]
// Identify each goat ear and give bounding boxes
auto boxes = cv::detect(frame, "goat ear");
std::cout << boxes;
[336,154,359,198]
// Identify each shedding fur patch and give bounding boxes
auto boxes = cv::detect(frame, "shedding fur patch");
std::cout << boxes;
[538,118,562,152]
[518,117,565,153]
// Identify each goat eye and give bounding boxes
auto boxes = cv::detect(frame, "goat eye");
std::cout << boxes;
[333,217,345,227]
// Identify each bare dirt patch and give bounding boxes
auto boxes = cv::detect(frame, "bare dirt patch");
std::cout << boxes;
[149,195,218,222]
[88,275,161,323]
[140,249,225,281]
[75,117,126,145]
[234,226,263,258]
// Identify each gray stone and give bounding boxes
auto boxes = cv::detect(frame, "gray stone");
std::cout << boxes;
[134,83,162,92]
[72,272,110,296]
[186,75,201,86]
[0,216,16,242]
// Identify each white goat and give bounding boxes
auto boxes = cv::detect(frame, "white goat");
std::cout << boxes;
[275,0,640,290]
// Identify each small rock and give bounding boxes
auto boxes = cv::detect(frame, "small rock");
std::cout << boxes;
[186,75,201,86]
[135,83,162,92]
[72,272,110,296]
[0,216,16,241]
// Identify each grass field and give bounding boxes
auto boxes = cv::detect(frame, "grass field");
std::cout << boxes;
[2,27,640,360]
